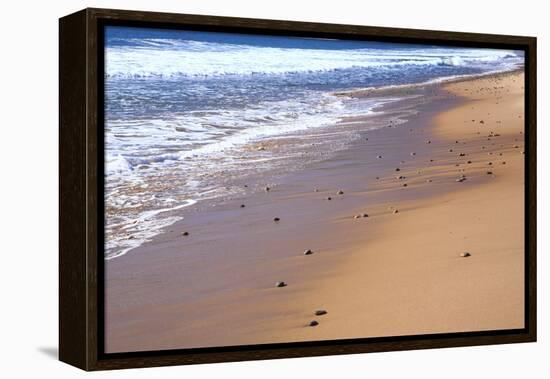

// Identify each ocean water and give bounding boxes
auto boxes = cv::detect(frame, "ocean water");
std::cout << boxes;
[104,26,524,259]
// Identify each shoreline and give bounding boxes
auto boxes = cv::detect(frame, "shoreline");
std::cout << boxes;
[105,70,524,353]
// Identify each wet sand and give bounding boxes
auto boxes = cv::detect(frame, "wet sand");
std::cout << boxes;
[105,70,525,353]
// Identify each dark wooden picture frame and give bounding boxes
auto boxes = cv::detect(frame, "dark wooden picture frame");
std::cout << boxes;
[59,7,536,371]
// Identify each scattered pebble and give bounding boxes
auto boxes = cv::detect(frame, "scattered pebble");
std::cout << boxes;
[326,197,332,201]
[336,190,344,195]
[377,155,383,159]
[273,217,280,222]
[426,179,432,183]
[240,204,246,208]
[275,281,287,287]
[309,320,319,327]
[393,209,399,214]
[403,183,408,187]
[315,310,328,316]
[487,171,493,175]
[426,140,432,144]
[182,231,189,236]
[460,252,471,258]
[395,168,401,172]
[303,249,314,255]
[265,186,270,191]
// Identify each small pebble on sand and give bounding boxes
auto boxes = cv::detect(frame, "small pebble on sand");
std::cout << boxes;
[275,281,287,287]
[460,252,472,258]
[315,310,328,316]
[182,231,189,236]
[393,209,399,214]
[273,217,280,222]
[240,204,246,208]
[309,320,319,327]
[304,249,314,255]
[337,190,344,195]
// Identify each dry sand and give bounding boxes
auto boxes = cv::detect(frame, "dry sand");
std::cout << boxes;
[105,71,525,353]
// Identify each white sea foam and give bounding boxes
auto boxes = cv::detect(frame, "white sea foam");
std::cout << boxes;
[106,40,523,79]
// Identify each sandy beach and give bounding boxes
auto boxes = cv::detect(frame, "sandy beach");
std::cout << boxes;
[105,70,525,353]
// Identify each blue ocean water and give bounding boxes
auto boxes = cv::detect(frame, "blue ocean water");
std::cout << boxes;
[104,26,524,259]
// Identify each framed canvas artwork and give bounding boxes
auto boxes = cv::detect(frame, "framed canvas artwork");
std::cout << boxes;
[59,8,536,370]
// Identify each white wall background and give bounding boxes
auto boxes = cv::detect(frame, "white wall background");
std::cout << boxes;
[0,0,546,377]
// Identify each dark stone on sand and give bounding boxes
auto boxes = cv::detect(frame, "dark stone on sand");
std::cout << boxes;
[426,140,432,144]
[480,120,485,124]
[354,214,361,219]
[362,213,369,218]
[377,155,383,159]
[182,231,189,236]
[502,161,506,165]
[397,175,405,179]
[309,320,319,327]
[488,162,493,165]
[393,209,399,214]
[337,190,344,195]
[487,171,493,175]
[327,197,332,201]
[403,183,408,187]
[467,160,472,164]
[460,252,471,257]
[265,186,270,191]
[426,179,432,183]
[275,281,287,287]
[240,204,246,208]
[449,149,453,152]
[456,177,466,182]
[315,310,328,316]
[395,168,401,172]
[273,217,280,222]
[459,153,466,157]
[304,249,314,255]
[410,152,416,156]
